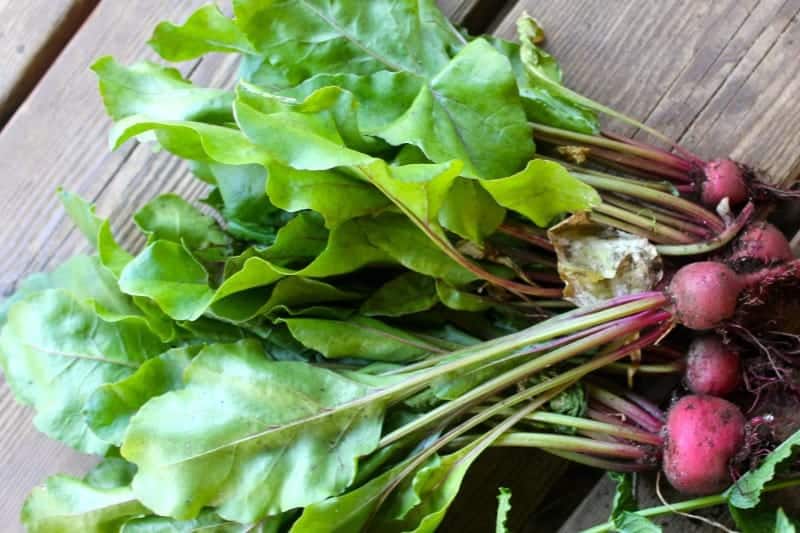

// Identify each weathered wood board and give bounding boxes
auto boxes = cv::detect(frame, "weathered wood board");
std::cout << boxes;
[0,0,98,123]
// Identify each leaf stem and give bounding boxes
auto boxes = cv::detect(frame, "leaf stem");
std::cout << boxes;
[380,312,671,447]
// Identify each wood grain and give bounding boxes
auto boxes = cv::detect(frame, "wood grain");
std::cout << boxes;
[0,0,99,125]
[0,1,502,530]
[495,0,800,186]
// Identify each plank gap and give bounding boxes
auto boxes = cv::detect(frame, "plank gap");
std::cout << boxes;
[0,0,102,129]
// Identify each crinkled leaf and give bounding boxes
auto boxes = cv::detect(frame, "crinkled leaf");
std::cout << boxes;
[21,474,147,533]
[134,194,230,253]
[380,38,534,178]
[149,3,257,61]
[480,159,601,227]
[266,162,391,228]
[281,316,433,362]
[93,56,232,123]
[727,428,800,509]
[283,71,422,136]
[549,214,662,306]
[122,343,387,521]
[0,290,166,453]
[496,487,512,533]
[121,507,272,533]
[231,0,463,86]
[233,86,374,170]
[84,346,200,446]
[361,273,439,317]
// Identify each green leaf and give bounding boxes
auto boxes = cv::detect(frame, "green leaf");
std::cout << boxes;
[609,472,637,520]
[360,213,475,286]
[21,474,147,533]
[480,159,601,227]
[496,487,512,533]
[0,290,166,453]
[84,458,138,490]
[231,0,463,86]
[119,240,215,321]
[58,190,133,277]
[234,81,373,163]
[613,511,662,533]
[730,504,790,533]
[727,429,800,509]
[134,194,230,252]
[438,178,506,243]
[84,346,200,446]
[281,316,433,362]
[380,38,534,178]
[149,3,257,61]
[266,162,391,228]
[436,281,491,312]
[121,508,262,533]
[122,343,386,521]
[777,509,798,532]
[58,189,102,248]
[361,273,439,317]
[201,162,290,245]
[93,56,232,123]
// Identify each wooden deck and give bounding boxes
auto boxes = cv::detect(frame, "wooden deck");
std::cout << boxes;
[1,1,800,531]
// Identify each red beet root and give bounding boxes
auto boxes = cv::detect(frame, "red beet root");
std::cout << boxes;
[663,395,746,495]
[729,222,793,265]
[701,159,749,208]
[669,261,743,330]
[685,335,740,396]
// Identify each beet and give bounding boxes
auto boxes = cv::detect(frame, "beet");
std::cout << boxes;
[685,335,740,396]
[663,395,746,495]
[669,261,743,330]
[701,159,749,208]
[729,222,794,266]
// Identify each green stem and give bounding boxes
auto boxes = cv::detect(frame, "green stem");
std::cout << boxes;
[602,195,710,237]
[381,295,666,378]
[588,212,671,243]
[655,202,754,256]
[573,171,724,232]
[542,449,650,472]
[526,412,662,446]
[581,478,800,533]
[593,203,694,244]
[380,313,669,447]
[456,432,648,460]
[530,121,687,166]
[603,361,685,375]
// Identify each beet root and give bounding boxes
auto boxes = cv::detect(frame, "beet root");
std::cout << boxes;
[663,395,746,495]
[668,261,743,330]
[701,159,749,208]
[685,335,740,396]
[729,222,794,266]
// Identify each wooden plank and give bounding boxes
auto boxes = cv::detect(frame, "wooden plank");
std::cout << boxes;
[0,0,99,124]
[494,0,800,185]
[0,1,501,530]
